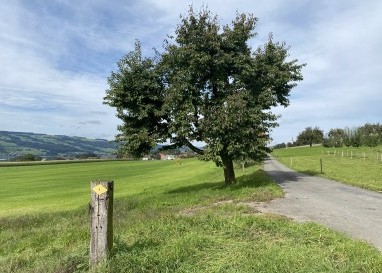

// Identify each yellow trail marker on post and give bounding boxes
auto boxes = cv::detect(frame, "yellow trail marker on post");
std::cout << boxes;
[89,181,114,267]
[93,184,108,195]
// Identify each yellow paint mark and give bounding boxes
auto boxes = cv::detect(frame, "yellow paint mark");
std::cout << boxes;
[93,184,108,195]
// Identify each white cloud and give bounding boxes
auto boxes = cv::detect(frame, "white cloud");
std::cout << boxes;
[268,0,382,144]
[0,0,381,144]
[0,1,121,139]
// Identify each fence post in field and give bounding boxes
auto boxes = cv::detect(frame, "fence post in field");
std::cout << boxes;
[90,180,114,267]
[351,151,353,159]
[320,158,323,174]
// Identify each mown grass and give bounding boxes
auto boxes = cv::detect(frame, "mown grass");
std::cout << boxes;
[0,159,279,217]
[0,159,119,168]
[272,145,382,191]
[1,159,382,272]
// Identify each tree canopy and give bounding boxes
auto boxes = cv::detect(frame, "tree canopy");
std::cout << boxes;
[104,8,305,185]
[323,124,382,148]
[324,128,346,147]
[295,127,324,147]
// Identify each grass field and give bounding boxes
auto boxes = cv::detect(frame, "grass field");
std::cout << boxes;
[272,145,382,191]
[1,159,382,272]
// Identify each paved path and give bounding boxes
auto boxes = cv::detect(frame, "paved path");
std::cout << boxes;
[259,156,382,250]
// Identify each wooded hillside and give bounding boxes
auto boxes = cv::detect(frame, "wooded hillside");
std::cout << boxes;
[0,131,116,159]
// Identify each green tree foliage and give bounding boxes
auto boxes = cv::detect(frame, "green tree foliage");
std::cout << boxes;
[359,123,382,147]
[345,127,362,148]
[343,127,353,147]
[316,123,382,148]
[296,127,323,147]
[75,153,100,159]
[273,143,287,149]
[104,8,305,185]
[12,153,41,162]
[323,128,346,147]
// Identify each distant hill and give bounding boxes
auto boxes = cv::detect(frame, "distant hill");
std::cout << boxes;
[0,131,117,159]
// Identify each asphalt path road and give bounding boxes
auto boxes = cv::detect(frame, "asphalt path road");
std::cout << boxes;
[260,156,382,250]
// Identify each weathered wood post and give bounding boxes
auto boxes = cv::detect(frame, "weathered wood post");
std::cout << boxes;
[320,158,323,174]
[90,180,114,267]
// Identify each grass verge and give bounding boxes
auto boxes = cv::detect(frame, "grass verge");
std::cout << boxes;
[273,145,382,191]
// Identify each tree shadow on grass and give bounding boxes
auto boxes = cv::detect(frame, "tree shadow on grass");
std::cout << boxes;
[167,181,223,194]
[111,236,160,257]
[300,170,323,176]
[167,170,272,194]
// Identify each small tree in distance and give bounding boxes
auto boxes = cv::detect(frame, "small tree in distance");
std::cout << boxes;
[296,127,323,147]
[323,128,346,147]
[104,7,305,185]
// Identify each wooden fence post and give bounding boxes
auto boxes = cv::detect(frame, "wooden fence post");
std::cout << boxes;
[320,158,323,174]
[90,180,114,267]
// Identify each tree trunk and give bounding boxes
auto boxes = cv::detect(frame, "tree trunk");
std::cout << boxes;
[222,156,236,185]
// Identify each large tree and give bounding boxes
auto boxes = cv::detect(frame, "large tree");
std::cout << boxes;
[104,8,305,185]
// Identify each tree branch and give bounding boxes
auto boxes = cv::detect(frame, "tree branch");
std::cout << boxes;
[182,138,204,155]
[160,137,204,155]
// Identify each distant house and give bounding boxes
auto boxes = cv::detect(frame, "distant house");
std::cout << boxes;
[166,155,176,160]
[159,153,176,160]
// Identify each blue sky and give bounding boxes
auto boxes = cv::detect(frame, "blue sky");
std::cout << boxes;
[1,0,381,144]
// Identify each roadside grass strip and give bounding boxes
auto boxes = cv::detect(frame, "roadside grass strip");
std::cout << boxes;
[273,145,382,191]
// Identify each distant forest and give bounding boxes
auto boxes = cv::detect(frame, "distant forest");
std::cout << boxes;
[274,123,382,149]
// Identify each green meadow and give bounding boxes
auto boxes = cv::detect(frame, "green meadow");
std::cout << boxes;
[272,145,382,191]
[1,159,382,272]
